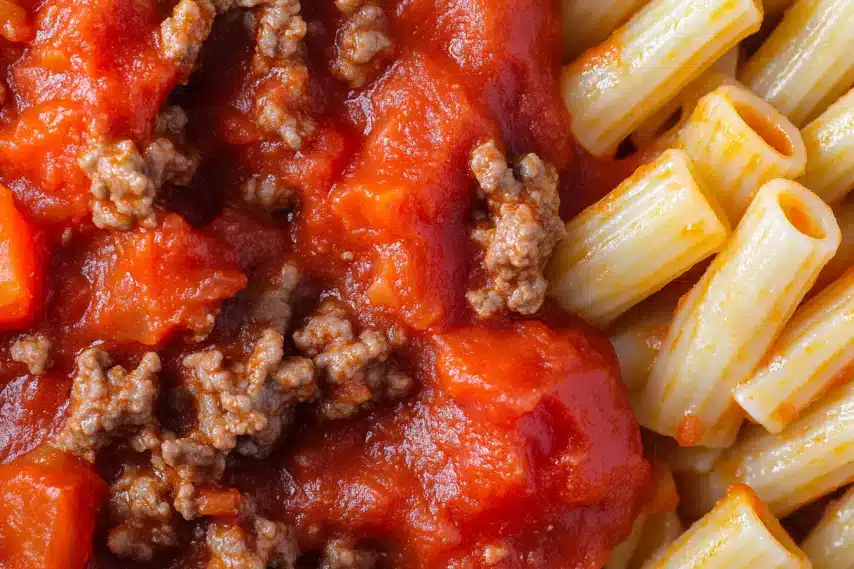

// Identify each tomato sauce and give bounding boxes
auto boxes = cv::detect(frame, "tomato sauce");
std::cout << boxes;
[0,0,650,567]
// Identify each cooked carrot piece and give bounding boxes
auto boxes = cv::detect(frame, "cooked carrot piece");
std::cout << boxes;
[0,184,43,329]
[0,447,107,569]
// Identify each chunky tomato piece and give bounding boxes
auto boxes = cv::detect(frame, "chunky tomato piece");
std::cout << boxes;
[283,321,649,569]
[300,53,495,329]
[0,374,70,465]
[82,213,247,345]
[395,0,571,169]
[0,447,107,569]
[0,184,43,328]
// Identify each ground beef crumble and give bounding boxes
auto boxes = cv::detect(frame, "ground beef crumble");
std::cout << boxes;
[249,263,301,333]
[181,328,317,458]
[242,174,298,211]
[206,496,299,569]
[55,349,161,462]
[330,2,393,89]
[160,0,216,73]
[466,140,566,318]
[320,536,377,569]
[293,299,413,420]
[107,466,179,562]
[79,107,199,230]
[10,334,53,375]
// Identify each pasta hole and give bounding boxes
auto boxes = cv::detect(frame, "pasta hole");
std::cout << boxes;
[734,101,794,157]
[779,192,826,239]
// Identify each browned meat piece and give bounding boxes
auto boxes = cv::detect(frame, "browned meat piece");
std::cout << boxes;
[78,140,158,230]
[181,328,317,457]
[156,433,228,520]
[467,140,566,318]
[10,334,53,375]
[160,0,216,71]
[293,300,414,420]
[242,174,298,211]
[255,64,315,150]
[55,349,161,462]
[320,536,377,569]
[79,111,199,230]
[330,3,392,88]
[107,466,178,562]
[254,0,306,71]
[206,496,299,569]
[249,262,301,334]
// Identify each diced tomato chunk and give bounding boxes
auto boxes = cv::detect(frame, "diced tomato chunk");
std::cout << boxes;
[0,447,107,569]
[310,53,495,329]
[0,184,43,329]
[83,213,247,345]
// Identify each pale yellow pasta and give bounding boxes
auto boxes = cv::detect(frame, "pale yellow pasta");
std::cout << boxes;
[628,511,682,569]
[633,180,840,448]
[561,0,762,157]
[645,432,724,474]
[607,513,649,569]
[802,485,854,569]
[546,150,730,328]
[672,85,807,222]
[764,0,796,17]
[643,485,810,569]
[740,0,854,127]
[815,198,854,292]
[680,380,854,519]
[609,284,689,392]
[735,269,854,433]
[631,63,739,148]
[560,0,648,62]
[799,88,854,204]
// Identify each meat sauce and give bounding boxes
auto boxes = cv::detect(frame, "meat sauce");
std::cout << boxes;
[0,0,649,568]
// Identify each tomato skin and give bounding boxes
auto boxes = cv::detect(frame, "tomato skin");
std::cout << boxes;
[0,447,107,569]
[0,183,44,329]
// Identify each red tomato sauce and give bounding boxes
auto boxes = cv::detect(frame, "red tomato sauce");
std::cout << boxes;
[0,0,650,567]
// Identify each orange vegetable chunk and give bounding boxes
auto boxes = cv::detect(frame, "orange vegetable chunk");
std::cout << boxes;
[0,183,43,329]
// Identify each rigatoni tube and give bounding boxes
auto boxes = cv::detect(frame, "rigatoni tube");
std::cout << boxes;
[631,65,739,149]
[673,85,807,223]
[680,380,854,519]
[740,0,854,127]
[546,149,730,328]
[634,180,840,447]
[629,511,682,569]
[815,197,854,291]
[799,88,854,204]
[801,485,854,569]
[645,485,810,569]
[560,0,648,62]
[561,0,762,157]
[735,268,854,433]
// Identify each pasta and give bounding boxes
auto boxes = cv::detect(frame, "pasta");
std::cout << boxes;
[670,85,808,222]
[628,511,682,569]
[561,0,762,157]
[644,485,811,569]
[633,180,840,447]
[546,150,730,328]
[763,0,796,17]
[681,380,854,519]
[740,0,854,127]
[801,485,854,569]
[560,0,648,62]
[815,197,854,292]
[799,87,854,204]
[631,59,740,148]
[734,268,854,433]
[644,432,724,474]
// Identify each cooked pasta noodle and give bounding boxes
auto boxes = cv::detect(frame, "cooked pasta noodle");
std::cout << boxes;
[681,380,854,518]
[644,485,811,569]
[740,0,854,127]
[801,485,854,569]
[547,150,730,328]
[633,180,840,447]
[735,268,854,433]
[799,88,854,204]
[560,0,648,62]
[561,0,762,157]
